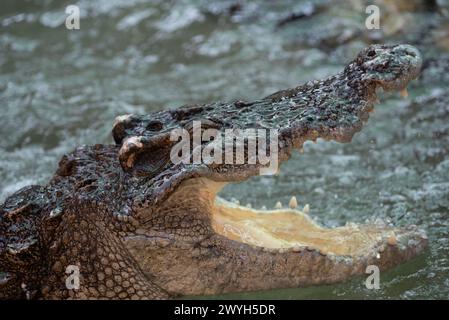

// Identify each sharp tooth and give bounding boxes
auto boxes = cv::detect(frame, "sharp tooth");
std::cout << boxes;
[302,204,310,213]
[274,201,282,209]
[387,233,397,246]
[289,196,298,209]
[261,205,267,210]
[318,249,327,256]
[400,87,408,98]
[374,218,386,227]
[246,203,252,208]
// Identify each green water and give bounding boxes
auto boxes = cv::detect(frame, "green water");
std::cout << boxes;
[1,0,448,299]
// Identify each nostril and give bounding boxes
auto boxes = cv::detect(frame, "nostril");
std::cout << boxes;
[367,49,376,57]
[405,50,417,58]
[395,45,418,58]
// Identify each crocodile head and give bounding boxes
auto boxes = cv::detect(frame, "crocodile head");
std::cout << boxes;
[356,44,421,93]
[0,44,427,299]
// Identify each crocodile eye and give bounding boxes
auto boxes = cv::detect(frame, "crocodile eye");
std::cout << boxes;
[146,120,163,131]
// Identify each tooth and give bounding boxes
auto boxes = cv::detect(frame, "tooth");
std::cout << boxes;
[289,196,298,209]
[261,205,267,210]
[302,204,310,213]
[345,222,357,228]
[246,203,252,208]
[374,218,385,226]
[376,253,381,259]
[292,245,302,252]
[274,201,282,209]
[400,87,408,98]
[387,233,397,246]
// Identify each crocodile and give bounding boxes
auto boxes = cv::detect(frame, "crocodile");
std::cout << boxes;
[0,44,427,299]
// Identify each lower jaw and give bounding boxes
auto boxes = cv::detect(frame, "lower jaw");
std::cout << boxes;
[128,228,427,297]
[211,196,426,257]
[125,197,427,297]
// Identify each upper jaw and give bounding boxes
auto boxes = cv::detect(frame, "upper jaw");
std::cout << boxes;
[115,44,422,207]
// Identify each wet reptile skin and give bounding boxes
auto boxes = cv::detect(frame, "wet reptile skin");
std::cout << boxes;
[0,44,427,299]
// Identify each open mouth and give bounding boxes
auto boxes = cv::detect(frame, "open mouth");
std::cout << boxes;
[174,176,426,259]
[214,196,398,257]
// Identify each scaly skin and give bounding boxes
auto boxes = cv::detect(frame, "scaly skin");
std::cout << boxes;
[0,44,427,299]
